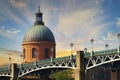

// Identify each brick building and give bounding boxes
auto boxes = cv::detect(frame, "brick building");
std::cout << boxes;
[22,7,56,63]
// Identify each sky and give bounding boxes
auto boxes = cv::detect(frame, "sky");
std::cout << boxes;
[0,0,120,64]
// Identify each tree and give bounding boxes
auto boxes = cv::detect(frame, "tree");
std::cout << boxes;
[49,69,74,80]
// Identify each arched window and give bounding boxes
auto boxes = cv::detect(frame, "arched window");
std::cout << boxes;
[32,48,37,58]
[45,48,49,58]
[23,49,26,59]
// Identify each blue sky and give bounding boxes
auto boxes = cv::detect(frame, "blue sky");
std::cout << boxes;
[0,0,120,64]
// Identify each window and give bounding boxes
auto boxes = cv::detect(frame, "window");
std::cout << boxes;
[23,49,26,59]
[45,48,49,58]
[32,48,37,58]
[37,17,41,21]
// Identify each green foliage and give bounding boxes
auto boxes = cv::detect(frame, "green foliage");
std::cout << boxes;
[49,69,74,80]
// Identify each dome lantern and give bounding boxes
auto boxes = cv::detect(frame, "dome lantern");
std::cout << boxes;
[34,6,44,25]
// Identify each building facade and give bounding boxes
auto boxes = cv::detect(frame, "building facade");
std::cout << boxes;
[22,7,56,63]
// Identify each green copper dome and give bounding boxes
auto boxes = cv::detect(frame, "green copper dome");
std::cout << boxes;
[23,25,55,42]
[23,7,55,43]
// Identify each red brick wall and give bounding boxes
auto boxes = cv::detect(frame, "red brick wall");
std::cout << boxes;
[22,41,56,63]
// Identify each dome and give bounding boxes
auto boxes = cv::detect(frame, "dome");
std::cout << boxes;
[23,24,55,42]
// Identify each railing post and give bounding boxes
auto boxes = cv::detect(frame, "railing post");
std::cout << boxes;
[118,47,120,53]
[51,57,53,62]
[75,51,85,80]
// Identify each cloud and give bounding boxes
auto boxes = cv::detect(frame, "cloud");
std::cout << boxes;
[0,0,28,27]
[94,31,118,51]
[9,0,26,8]
[55,7,106,51]
[116,18,120,28]
[0,26,21,40]
[1,7,26,26]
[9,0,35,25]
[102,32,117,41]
[57,8,100,36]
[0,47,22,65]
[104,32,118,42]
[0,47,22,56]
[0,26,12,39]
[7,29,21,34]
[43,0,118,53]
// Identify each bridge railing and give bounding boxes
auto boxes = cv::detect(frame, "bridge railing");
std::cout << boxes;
[53,56,70,62]
[20,56,73,68]
[84,48,119,57]
[0,48,119,70]
[0,67,10,71]
[0,65,10,72]
[19,48,119,68]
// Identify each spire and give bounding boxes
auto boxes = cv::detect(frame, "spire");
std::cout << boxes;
[38,6,40,12]
[34,6,44,25]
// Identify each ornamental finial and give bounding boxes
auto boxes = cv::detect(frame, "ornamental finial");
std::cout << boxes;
[38,6,40,12]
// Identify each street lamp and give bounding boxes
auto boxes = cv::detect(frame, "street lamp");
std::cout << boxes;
[70,43,74,60]
[84,48,87,53]
[90,39,94,57]
[9,57,11,67]
[105,44,109,54]
[84,48,88,57]
[70,43,74,55]
[105,44,109,50]
[117,33,120,53]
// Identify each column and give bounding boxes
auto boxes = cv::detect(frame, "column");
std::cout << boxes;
[75,51,85,80]
[10,63,18,80]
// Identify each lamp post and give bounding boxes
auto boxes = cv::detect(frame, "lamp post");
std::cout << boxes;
[20,54,22,68]
[84,48,87,53]
[70,43,74,55]
[90,39,94,57]
[9,57,11,67]
[105,44,109,50]
[84,48,88,57]
[105,44,109,54]
[70,43,74,60]
[117,33,120,53]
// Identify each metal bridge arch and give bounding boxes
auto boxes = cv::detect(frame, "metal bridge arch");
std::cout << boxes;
[18,60,76,78]
[86,53,120,70]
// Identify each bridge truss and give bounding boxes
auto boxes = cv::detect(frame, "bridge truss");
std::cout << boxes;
[18,58,76,78]
[86,53,120,70]
[0,48,120,78]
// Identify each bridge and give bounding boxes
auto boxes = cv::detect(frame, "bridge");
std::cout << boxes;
[0,48,120,80]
